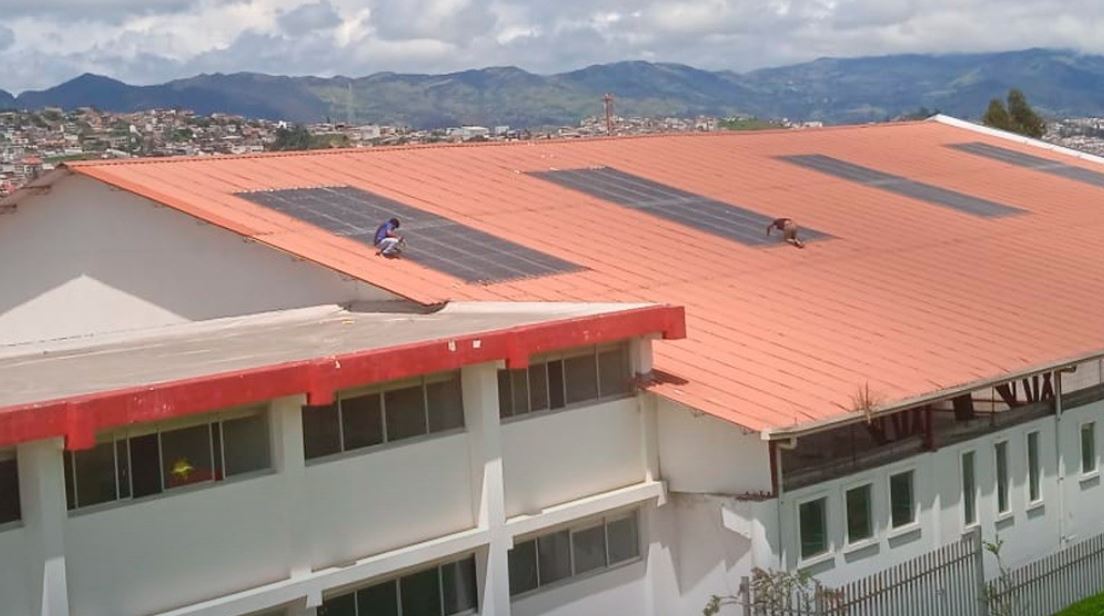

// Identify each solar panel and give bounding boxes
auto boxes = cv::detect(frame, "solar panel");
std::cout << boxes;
[238,186,582,284]
[530,167,830,246]
[948,142,1104,189]
[778,154,1024,218]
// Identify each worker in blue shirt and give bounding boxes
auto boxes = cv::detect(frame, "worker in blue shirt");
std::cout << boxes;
[374,217,404,257]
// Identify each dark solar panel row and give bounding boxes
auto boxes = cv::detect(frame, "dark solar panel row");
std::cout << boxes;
[530,167,830,246]
[238,186,582,284]
[948,142,1104,189]
[777,154,1024,218]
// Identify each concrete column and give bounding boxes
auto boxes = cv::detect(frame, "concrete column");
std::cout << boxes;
[18,438,71,616]
[461,362,510,616]
[271,395,313,580]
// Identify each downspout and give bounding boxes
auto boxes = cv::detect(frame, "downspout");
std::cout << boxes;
[774,437,798,569]
[1055,368,1071,549]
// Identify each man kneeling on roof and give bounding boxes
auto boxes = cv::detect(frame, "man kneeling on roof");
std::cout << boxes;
[766,217,805,249]
[374,217,404,257]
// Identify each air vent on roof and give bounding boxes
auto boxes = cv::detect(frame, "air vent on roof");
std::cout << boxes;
[237,186,583,284]
[948,142,1104,189]
[530,167,830,246]
[778,154,1024,218]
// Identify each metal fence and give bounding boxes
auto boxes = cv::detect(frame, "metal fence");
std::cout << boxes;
[734,527,1104,616]
[987,531,1104,616]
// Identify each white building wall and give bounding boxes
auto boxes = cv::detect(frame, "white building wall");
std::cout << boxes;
[656,398,772,494]
[0,526,31,613]
[501,398,644,518]
[1057,400,1104,545]
[0,176,395,346]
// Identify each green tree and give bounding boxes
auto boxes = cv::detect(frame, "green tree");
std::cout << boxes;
[271,125,313,151]
[982,90,1046,138]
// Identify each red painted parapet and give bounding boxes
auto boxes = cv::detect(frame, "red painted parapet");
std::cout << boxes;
[0,304,686,450]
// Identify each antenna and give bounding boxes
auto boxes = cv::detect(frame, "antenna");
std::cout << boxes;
[603,93,615,135]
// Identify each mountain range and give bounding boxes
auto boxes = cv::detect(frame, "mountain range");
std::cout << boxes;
[5,48,1104,128]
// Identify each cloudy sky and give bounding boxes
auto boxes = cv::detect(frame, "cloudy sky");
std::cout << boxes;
[0,0,1101,93]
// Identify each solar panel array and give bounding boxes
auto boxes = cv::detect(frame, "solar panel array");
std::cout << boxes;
[778,154,1025,218]
[238,186,583,284]
[530,167,830,246]
[948,142,1104,189]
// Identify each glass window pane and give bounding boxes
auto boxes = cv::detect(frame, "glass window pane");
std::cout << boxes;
[318,591,356,616]
[508,539,539,596]
[302,404,342,460]
[129,433,162,498]
[223,414,271,476]
[73,442,118,508]
[996,443,1010,513]
[963,451,977,526]
[441,557,478,615]
[510,370,530,416]
[547,360,566,409]
[598,347,631,397]
[342,394,384,451]
[427,375,465,433]
[356,580,398,616]
[572,524,608,575]
[606,515,639,564]
[845,485,873,543]
[564,353,599,405]
[116,439,131,499]
[399,567,442,616]
[537,529,572,585]
[63,451,75,510]
[0,457,20,524]
[798,498,828,559]
[162,424,214,489]
[1083,423,1096,474]
[890,471,915,527]
[1028,432,1040,502]
[497,370,513,418]
[385,385,427,442]
[529,364,549,412]
[211,423,223,481]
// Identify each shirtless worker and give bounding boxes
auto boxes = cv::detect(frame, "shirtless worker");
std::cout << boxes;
[766,217,805,249]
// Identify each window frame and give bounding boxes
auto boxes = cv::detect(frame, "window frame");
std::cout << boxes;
[319,554,478,616]
[795,492,831,564]
[498,343,634,423]
[1026,430,1043,508]
[960,449,978,528]
[507,508,643,600]
[1080,420,1098,479]
[0,449,20,530]
[887,467,919,534]
[842,480,875,549]
[994,439,1012,518]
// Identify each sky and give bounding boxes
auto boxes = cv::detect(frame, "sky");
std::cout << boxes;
[1,0,1103,93]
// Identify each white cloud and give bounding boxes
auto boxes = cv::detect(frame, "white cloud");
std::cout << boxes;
[3,0,1104,92]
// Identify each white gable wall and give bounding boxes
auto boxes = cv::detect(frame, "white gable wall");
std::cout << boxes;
[0,175,397,346]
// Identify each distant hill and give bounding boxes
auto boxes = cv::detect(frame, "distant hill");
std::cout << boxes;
[9,48,1104,127]
[0,89,13,109]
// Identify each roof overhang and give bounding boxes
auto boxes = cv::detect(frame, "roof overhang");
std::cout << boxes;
[0,302,685,450]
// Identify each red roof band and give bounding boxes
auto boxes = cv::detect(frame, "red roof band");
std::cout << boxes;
[0,305,685,451]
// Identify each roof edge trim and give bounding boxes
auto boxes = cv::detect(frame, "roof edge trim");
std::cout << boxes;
[932,114,1104,167]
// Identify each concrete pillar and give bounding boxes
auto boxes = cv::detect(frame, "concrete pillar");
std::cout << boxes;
[271,395,312,580]
[461,362,510,616]
[18,438,71,616]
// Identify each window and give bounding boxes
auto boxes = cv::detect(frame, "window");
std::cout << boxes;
[798,497,828,559]
[0,450,20,525]
[889,471,916,528]
[1027,431,1041,503]
[318,555,476,616]
[64,408,271,511]
[507,512,640,596]
[303,372,464,461]
[962,451,977,526]
[845,484,873,544]
[498,344,632,419]
[996,441,1010,515]
[1082,422,1097,475]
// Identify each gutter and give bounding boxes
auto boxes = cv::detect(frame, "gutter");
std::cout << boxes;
[760,350,1104,441]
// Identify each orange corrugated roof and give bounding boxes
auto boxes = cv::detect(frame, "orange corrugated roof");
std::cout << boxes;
[64,120,1104,434]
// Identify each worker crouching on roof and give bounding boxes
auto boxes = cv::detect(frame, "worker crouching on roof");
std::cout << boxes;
[767,217,805,249]
[374,217,404,257]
